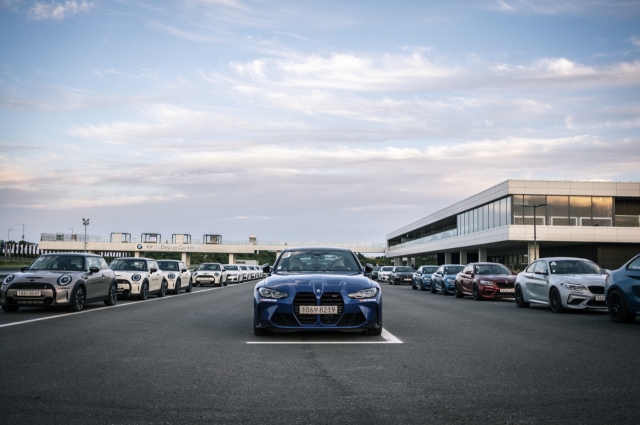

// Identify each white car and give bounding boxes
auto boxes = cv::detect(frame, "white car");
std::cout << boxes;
[109,257,167,300]
[193,263,227,287]
[378,266,393,283]
[238,265,250,280]
[157,260,192,294]
[515,257,607,313]
[253,265,262,279]
[223,265,243,283]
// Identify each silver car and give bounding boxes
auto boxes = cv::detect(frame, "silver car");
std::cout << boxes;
[515,257,607,313]
[1,253,117,312]
[377,266,393,283]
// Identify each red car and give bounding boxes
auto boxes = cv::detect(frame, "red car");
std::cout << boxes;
[454,262,516,300]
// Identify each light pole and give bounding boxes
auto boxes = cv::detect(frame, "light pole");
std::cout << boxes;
[7,228,13,242]
[18,224,25,241]
[516,203,547,261]
[82,218,90,253]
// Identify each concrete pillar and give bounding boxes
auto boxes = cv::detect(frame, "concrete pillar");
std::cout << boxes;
[181,252,191,267]
[527,242,539,263]
[478,248,487,262]
[393,257,401,266]
[134,251,141,258]
[228,253,236,264]
[409,257,415,268]
[459,250,467,265]
[444,251,452,264]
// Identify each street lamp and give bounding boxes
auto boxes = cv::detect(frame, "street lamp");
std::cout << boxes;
[7,228,13,242]
[515,203,547,261]
[82,218,90,253]
[18,224,25,241]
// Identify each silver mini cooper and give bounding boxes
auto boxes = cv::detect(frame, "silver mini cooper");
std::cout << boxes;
[0,253,117,313]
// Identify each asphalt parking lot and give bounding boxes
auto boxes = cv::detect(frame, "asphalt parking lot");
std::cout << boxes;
[1,280,639,425]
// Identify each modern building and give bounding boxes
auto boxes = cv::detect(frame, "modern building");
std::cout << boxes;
[386,180,640,270]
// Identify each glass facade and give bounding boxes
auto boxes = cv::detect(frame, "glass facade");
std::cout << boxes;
[512,195,612,227]
[458,196,512,236]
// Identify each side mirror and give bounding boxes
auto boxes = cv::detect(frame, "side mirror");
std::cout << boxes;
[150,267,158,273]
[512,271,517,275]
[262,263,272,275]
[364,263,374,274]
[89,266,100,274]
[181,268,188,273]
[20,266,28,272]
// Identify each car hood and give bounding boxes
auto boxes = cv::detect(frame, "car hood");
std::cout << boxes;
[551,274,606,285]
[476,275,516,282]
[261,274,374,294]
[11,270,82,282]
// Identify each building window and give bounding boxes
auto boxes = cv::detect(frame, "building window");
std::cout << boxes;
[592,197,613,227]
[570,196,592,227]
[547,196,570,226]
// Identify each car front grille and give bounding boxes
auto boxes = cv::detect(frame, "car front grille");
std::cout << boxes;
[271,313,299,326]
[320,292,343,324]
[588,286,605,294]
[495,281,512,289]
[293,292,317,324]
[10,283,55,290]
[337,312,366,327]
[586,300,606,307]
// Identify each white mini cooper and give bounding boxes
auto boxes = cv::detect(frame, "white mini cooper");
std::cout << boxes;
[109,257,168,300]
[193,263,227,287]
[157,260,192,294]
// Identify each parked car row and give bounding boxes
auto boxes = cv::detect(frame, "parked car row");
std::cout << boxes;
[0,253,264,313]
[380,255,640,324]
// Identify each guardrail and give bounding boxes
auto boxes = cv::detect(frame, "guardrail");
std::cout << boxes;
[388,229,458,251]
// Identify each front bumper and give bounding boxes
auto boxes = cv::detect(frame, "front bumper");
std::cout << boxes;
[394,275,413,284]
[117,280,142,296]
[195,275,223,285]
[565,291,607,310]
[480,285,515,299]
[254,295,382,331]
[1,284,72,307]
[226,274,239,283]
[421,278,431,289]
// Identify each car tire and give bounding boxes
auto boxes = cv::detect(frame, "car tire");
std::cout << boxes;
[442,284,448,296]
[454,283,463,298]
[139,282,149,300]
[607,289,635,323]
[472,284,483,301]
[158,279,167,297]
[549,287,565,313]
[420,283,427,291]
[363,326,383,336]
[254,323,271,336]
[515,285,529,308]
[68,285,86,312]
[430,283,437,293]
[1,305,19,312]
[104,283,118,306]
[412,280,417,290]
[186,279,193,293]
[174,279,181,295]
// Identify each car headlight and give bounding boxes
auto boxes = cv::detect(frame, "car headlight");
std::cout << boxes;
[446,278,454,283]
[193,272,198,276]
[57,275,73,286]
[348,288,378,299]
[480,280,494,286]
[423,277,431,281]
[131,274,142,282]
[258,287,289,299]
[214,272,220,276]
[561,282,587,291]
[167,273,176,279]
[3,275,15,286]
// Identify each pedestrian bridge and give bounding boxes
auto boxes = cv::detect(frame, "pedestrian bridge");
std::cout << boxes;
[38,233,386,266]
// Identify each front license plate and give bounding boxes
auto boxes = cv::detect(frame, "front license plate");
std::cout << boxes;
[404,278,411,281]
[17,290,41,296]
[299,305,338,315]
[595,295,605,301]
[500,288,515,293]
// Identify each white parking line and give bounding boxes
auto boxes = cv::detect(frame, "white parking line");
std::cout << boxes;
[0,282,250,329]
[246,328,402,344]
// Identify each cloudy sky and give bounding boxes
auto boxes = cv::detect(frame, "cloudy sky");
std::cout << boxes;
[1,0,640,244]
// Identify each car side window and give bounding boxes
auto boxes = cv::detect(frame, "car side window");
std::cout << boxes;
[525,262,537,273]
[534,261,548,274]
[628,257,640,271]
[87,257,101,270]
[150,261,158,271]
[437,267,443,274]
[99,258,109,269]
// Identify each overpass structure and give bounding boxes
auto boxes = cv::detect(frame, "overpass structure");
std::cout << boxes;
[38,233,386,266]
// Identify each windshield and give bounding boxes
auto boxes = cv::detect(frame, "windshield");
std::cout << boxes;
[157,261,179,271]
[29,255,85,271]
[444,266,465,275]
[474,264,511,275]
[224,265,238,271]
[199,264,221,271]
[396,267,413,273]
[422,267,438,274]
[380,267,393,271]
[109,259,148,271]
[274,250,361,275]
[549,260,604,275]
[373,267,380,271]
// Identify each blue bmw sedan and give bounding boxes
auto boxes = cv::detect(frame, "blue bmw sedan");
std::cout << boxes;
[605,254,640,323]
[254,247,382,336]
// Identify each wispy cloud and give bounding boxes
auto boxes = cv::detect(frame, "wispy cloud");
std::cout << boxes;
[482,0,639,15]
[29,0,93,20]
[631,35,640,48]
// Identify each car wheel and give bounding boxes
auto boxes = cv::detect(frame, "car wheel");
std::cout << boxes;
[254,323,272,336]
[442,284,448,296]
[186,278,193,293]
[430,282,436,293]
[515,285,529,308]
[174,279,181,295]
[158,279,167,297]
[363,326,383,336]
[68,286,86,312]
[1,305,19,312]
[420,283,427,291]
[549,287,565,313]
[224,282,228,286]
[454,283,463,298]
[194,282,199,287]
[139,282,149,300]
[472,284,483,301]
[607,289,635,323]
[104,283,118,306]
[411,281,417,290]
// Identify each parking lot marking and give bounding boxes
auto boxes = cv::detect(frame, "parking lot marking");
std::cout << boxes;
[0,282,250,329]
[246,328,402,344]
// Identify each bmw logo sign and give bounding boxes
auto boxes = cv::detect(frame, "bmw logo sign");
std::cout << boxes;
[316,289,321,293]
[136,244,143,249]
